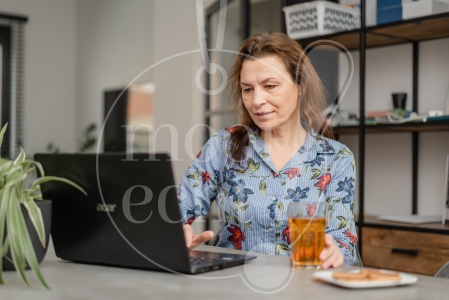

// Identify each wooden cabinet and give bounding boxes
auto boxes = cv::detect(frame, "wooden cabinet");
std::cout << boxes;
[362,227,449,275]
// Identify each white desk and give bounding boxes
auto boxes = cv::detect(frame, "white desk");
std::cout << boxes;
[2,242,449,299]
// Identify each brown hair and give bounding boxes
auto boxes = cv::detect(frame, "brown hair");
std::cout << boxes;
[227,31,333,162]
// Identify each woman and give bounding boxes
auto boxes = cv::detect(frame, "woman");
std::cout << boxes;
[178,32,357,268]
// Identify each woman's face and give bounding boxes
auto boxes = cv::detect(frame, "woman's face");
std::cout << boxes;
[240,55,300,132]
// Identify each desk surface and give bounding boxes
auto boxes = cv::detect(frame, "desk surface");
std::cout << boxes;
[2,241,449,300]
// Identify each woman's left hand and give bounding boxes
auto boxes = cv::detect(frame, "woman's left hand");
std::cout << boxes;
[319,234,344,269]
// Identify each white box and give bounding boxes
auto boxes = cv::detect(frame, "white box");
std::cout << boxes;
[282,1,360,40]
[366,0,377,26]
[339,0,377,26]
[402,0,449,20]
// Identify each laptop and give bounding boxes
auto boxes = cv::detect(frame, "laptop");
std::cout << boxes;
[34,153,256,274]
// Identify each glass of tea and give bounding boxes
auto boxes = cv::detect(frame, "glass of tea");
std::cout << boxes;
[287,201,328,268]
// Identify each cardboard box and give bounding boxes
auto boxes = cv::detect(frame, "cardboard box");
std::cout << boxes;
[402,0,449,20]
[377,0,401,9]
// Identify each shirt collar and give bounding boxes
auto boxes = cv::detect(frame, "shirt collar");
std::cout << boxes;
[248,128,335,172]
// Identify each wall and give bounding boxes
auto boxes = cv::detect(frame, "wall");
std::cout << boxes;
[76,0,208,184]
[76,0,154,151]
[0,0,78,154]
[152,0,208,184]
[77,0,207,231]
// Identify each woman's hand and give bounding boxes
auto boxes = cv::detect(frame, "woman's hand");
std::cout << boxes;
[319,234,344,269]
[183,224,214,250]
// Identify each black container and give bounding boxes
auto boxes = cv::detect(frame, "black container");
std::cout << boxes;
[2,200,52,270]
[392,92,407,109]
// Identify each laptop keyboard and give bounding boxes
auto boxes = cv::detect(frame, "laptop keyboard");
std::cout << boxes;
[189,256,222,265]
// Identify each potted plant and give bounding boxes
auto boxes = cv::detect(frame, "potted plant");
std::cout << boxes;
[0,123,86,288]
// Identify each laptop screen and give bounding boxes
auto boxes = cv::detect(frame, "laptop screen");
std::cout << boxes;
[34,153,191,272]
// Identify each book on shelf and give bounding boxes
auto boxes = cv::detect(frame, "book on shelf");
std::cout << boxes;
[424,115,449,122]
[366,110,390,118]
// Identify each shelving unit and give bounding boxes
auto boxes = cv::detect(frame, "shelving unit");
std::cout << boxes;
[289,1,449,274]
[334,121,449,134]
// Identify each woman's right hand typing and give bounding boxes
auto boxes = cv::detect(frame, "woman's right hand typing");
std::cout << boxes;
[183,224,214,250]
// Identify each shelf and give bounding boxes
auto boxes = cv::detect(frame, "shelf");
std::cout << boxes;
[300,31,405,51]
[333,120,449,134]
[358,216,449,235]
[369,12,449,43]
[299,12,449,51]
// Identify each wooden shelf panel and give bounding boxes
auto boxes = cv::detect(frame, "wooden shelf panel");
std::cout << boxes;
[358,216,449,235]
[333,121,449,134]
[298,12,449,51]
[370,12,449,42]
[300,32,405,51]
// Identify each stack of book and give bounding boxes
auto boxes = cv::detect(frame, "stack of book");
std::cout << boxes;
[366,110,391,124]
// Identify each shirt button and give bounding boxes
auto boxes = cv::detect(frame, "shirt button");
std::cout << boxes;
[268,228,273,232]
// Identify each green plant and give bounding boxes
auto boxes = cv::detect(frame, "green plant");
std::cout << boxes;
[46,142,60,154]
[78,123,97,153]
[0,123,86,288]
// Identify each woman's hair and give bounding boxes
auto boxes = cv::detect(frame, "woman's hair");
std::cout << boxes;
[227,31,332,162]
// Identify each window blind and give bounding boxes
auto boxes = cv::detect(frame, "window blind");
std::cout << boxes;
[0,13,27,159]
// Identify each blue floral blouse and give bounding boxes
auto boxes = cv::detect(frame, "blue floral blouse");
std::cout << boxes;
[178,127,358,265]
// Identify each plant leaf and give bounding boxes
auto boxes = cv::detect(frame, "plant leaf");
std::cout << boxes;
[6,191,29,286]
[1,236,9,256]
[193,181,200,188]
[23,197,46,247]
[232,215,240,225]
[0,159,13,174]
[31,176,87,196]
[31,160,45,177]
[275,232,280,240]
[4,172,27,189]
[13,148,27,166]
[10,198,49,288]
[0,123,7,148]
[0,187,11,283]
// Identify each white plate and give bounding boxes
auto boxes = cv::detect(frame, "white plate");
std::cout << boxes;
[313,269,418,289]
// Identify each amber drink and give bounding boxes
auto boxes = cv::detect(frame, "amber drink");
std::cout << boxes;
[287,202,327,268]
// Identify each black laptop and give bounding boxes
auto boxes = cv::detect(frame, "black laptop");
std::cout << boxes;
[34,153,256,274]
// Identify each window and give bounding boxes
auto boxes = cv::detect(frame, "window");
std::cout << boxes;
[0,13,27,159]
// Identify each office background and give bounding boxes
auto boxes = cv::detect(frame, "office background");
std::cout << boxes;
[0,0,448,231]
